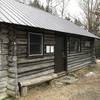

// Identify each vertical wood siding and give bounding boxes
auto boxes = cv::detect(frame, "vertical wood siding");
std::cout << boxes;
[16,31,55,82]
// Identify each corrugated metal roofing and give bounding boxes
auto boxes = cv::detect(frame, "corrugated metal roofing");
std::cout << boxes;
[0,0,99,39]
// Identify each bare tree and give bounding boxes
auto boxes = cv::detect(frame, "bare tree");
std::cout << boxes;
[54,0,70,18]
[45,0,70,18]
[74,19,83,27]
[80,0,100,34]
[45,0,53,13]
[15,0,26,4]
[61,0,66,18]
[46,0,51,12]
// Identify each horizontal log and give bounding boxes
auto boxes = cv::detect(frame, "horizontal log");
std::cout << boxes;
[68,52,91,57]
[16,39,27,44]
[68,57,92,65]
[0,83,7,89]
[68,53,91,58]
[0,66,8,71]
[8,73,17,78]
[17,45,27,53]
[0,88,6,93]
[16,41,27,45]
[68,62,91,71]
[68,60,92,68]
[68,61,92,72]
[7,78,17,86]
[7,84,16,91]
[0,70,7,78]
[19,69,54,81]
[0,77,7,82]
[68,55,91,60]
[18,62,54,73]
[7,89,16,97]
[68,55,92,62]
[18,66,54,78]
[0,93,8,100]
[8,67,18,73]
[17,53,27,58]
[18,56,54,64]
[18,59,54,68]
[0,80,7,86]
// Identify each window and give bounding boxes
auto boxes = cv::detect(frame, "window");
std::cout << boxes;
[83,40,91,48]
[70,38,80,53]
[46,45,54,53]
[28,33,43,56]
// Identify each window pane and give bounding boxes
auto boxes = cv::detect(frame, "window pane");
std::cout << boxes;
[70,38,80,53]
[46,45,54,54]
[46,46,51,53]
[30,33,42,55]
[51,46,54,53]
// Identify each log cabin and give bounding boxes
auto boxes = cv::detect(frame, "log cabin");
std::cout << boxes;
[0,0,99,99]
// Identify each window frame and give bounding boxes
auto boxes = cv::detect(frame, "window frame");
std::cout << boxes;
[69,37,81,53]
[28,32,43,57]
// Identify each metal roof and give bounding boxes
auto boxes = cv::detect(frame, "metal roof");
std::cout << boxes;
[0,0,99,39]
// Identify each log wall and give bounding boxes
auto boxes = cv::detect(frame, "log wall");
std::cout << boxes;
[16,30,55,82]
[0,25,18,98]
[7,28,18,97]
[0,24,96,99]
[67,37,95,72]
[0,26,8,99]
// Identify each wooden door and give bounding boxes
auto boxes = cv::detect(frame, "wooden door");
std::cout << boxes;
[55,35,66,73]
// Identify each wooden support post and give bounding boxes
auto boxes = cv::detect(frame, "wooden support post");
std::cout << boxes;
[21,87,28,97]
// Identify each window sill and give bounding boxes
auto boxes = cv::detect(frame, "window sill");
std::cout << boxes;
[27,54,44,59]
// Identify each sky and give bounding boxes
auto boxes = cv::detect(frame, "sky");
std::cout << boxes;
[41,0,84,21]
[66,0,83,19]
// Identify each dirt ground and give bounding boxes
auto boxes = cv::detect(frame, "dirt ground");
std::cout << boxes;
[19,60,100,100]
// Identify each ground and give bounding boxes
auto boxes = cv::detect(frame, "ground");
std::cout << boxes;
[5,60,100,100]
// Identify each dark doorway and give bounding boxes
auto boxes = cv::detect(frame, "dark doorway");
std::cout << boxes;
[55,35,67,73]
